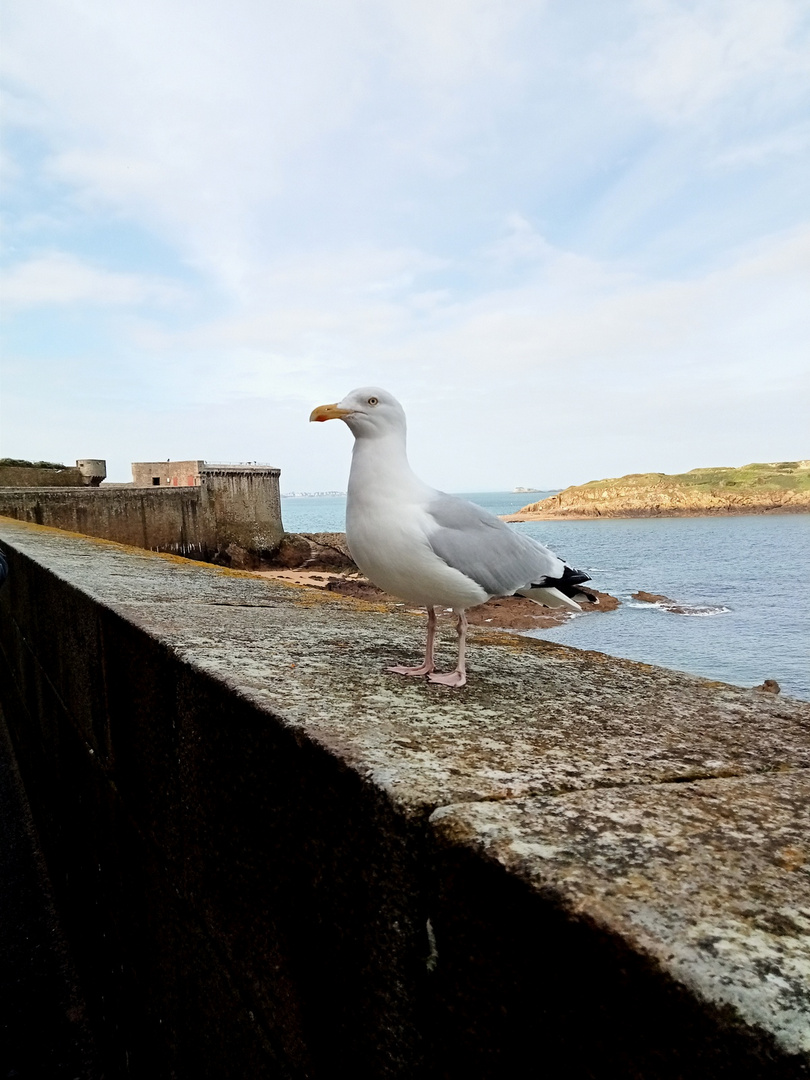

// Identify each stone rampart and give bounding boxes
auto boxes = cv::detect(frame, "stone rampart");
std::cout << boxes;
[0,465,85,487]
[1,517,809,1078]
[0,486,211,558]
[0,465,283,563]
[202,465,283,555]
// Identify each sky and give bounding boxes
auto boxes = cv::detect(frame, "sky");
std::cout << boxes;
[1,0,809,491]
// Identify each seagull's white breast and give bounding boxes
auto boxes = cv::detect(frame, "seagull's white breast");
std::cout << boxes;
[346,480,487,610]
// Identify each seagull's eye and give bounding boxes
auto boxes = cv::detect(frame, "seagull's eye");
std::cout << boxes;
[367,396,379,406]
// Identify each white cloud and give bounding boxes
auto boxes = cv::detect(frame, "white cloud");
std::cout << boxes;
[2,1,539,278]
[5,2,370,267]
[710,120,810,169]
[611,0,809,122]
[2,0,809,487]
[5,0,808,282]
[0,253,187,309]
[381,0,530,98]
[107,221,810,424]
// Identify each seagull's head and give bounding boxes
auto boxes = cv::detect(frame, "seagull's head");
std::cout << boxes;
[310,387,406,439]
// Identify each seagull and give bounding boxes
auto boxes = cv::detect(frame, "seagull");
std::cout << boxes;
[310,387,595,687]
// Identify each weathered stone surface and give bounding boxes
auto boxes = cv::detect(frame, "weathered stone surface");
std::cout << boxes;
[301,531,354,560]
[0,485,209,556]
[431,773,810,1061]
[1,517,808,811]
[271,531,357,569]
[0,463,284,563]
[0,465,85,487]
[273,532,317,567]
[131,459,204,487]
[2,516,810,1076]
[756,679,783,694]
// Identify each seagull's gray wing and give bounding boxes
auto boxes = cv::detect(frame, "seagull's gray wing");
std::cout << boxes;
[425,494,564,598]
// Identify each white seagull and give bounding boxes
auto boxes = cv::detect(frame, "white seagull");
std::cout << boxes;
[310,387,595,687]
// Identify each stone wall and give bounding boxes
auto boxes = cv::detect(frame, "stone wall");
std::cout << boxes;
[0,486,212,558]
[131,460,204,487]
[0,466,284,563]
[202,466,283,555]
[0,466,85,487]
[1,517,809,1079]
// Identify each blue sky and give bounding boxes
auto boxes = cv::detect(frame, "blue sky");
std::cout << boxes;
[2,0,809,490]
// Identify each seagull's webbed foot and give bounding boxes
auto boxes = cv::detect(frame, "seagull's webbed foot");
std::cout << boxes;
[426,609,468,689]
[427,669,466,688]
[388,605,436,678]
[388,662,436,677]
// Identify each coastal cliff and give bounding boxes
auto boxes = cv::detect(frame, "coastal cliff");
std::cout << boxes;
[508,461,810,519]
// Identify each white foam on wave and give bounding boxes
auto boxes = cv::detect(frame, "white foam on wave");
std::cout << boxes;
[677,606,731,617]
[627,599,731,617]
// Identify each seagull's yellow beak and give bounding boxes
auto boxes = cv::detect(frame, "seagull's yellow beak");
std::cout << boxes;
[310,403,352,422]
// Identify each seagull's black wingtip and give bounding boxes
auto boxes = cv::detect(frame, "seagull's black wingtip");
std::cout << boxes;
[527,564,594,600]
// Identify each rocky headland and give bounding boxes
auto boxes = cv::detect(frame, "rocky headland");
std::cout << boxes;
[503,460,810,520]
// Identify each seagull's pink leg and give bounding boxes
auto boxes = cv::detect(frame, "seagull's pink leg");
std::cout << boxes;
[389,606,437,676]
[428,609,468,688]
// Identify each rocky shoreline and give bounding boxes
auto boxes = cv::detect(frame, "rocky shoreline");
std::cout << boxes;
[505,460,810,520]
[502,503,810,522]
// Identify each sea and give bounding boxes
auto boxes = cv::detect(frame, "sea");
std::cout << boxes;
[281,491,810,701]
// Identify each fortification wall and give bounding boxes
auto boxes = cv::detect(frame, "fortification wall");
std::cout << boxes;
[202,466,284,554]
[1,517,808,1079]
[0,466,85,487]
[0,487,211,558]
[0,467,284,562]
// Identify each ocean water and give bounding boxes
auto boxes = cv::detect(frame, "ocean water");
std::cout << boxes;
[281,493,810,700]
[280,489,556,533]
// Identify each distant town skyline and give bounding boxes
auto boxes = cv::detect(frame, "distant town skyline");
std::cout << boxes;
[2,0,808,490]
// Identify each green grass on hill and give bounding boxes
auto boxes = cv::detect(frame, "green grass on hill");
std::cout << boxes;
[576,461,810,493]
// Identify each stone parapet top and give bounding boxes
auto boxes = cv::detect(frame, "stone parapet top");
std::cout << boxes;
[0,485,201,493]
[201,464,281,475]
[1,514,809,1065]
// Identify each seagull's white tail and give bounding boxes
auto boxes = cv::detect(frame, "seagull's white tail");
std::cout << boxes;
[517,586,582,611]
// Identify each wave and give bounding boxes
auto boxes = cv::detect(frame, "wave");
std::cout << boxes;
[627,599,730,617]
[677,606,731,617]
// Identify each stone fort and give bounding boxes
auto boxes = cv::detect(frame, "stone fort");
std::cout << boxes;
[0,457,283,566]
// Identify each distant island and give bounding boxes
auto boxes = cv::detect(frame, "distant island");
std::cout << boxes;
[502,461,810,520]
